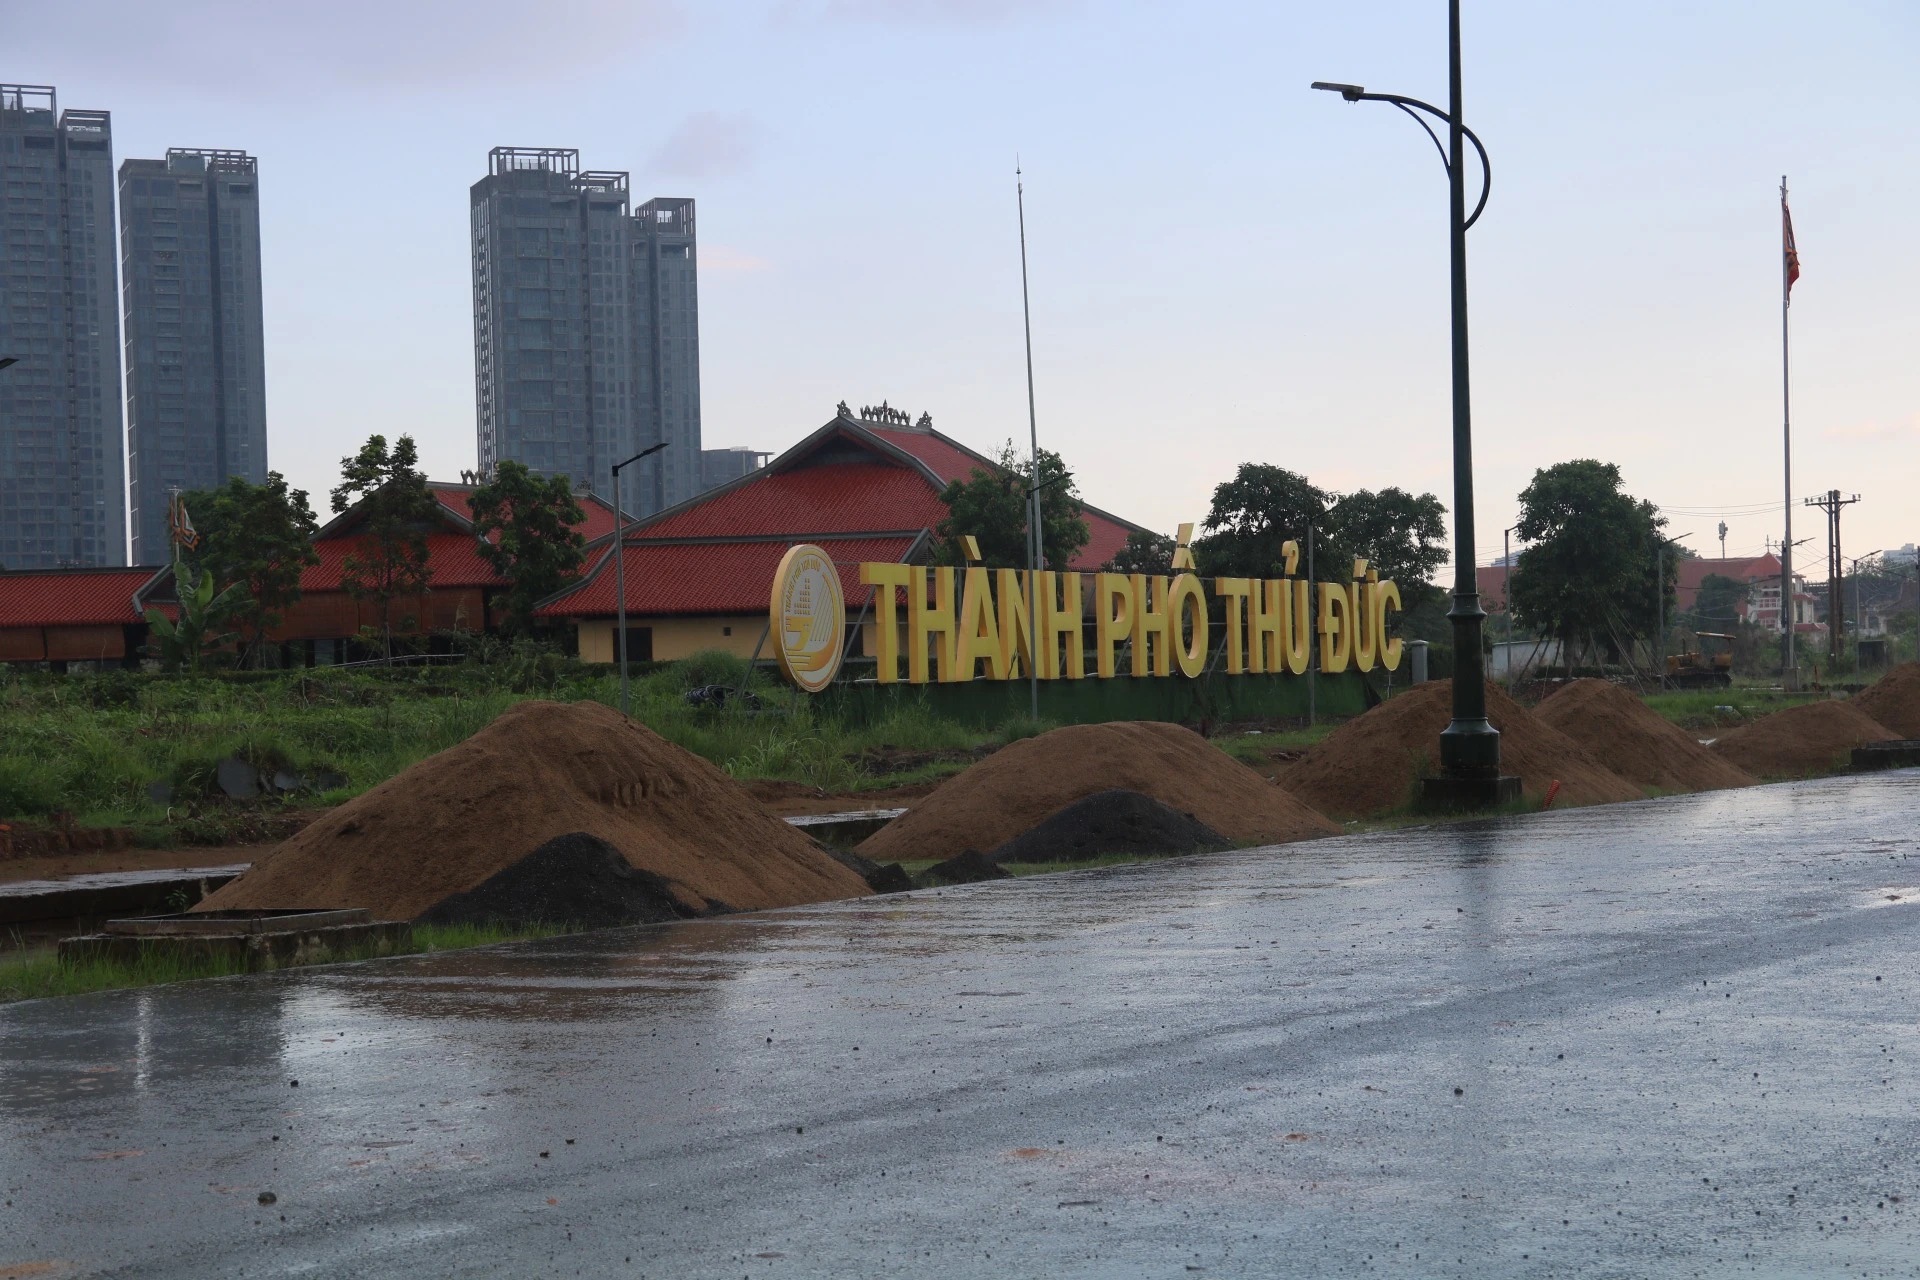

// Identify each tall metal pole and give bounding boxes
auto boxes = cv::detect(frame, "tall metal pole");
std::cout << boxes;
[1306,524,1316,727]
[1780,176,1795,687]
[1017,163,1042,720]
[614,475,630,717]
[1655,533,1664,689]
[611,440,668,719]
[1436,0,1499,782]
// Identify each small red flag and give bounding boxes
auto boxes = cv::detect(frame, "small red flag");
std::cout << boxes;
[1782,193,1801,294]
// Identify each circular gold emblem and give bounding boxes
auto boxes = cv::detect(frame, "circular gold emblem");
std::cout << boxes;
[770,544,846,693]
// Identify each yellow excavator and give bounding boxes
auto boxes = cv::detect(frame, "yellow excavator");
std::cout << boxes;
[1667,632,1734,688]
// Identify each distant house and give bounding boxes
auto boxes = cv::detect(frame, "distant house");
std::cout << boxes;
[0,484,619,668]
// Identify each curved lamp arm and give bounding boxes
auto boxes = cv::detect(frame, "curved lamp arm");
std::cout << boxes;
[1310,83,1492,230]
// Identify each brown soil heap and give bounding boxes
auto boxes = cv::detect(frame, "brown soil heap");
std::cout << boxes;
[1534,679,1755,793]
[1851,662,1920,739]
[1280,681,1643,818]
[198,699,869,920]
[856,721,1339,865]
[1709,699,1899,779]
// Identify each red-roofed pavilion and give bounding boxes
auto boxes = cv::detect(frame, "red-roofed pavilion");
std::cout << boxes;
[537,409,1148,663]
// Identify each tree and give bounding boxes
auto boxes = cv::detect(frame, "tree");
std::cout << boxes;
[144,562,246,674]
[1192,465,1447,597]
[183,472,320,664]
[1103,530,1177,575]
[1688,573,1749,631]
[1191,464,1331,580]
[329,434,440,660]
[931,442,1090,570]
[468,461,588,635]
[1507,459,1677,670]
[1325,487,1449,592]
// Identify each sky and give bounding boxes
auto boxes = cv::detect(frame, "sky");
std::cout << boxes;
[9,0,1919,568]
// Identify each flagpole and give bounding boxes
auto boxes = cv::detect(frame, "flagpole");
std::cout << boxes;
[1779,175,1794,687]
[1017,160,1042,721]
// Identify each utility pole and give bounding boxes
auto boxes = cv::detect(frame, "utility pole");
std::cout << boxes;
[1718,521,1728,560]
[1804,489,1860,662]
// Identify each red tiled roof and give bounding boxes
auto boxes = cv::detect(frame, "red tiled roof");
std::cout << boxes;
[866,427,990,486]
[0,567,164,628]
[303,532,505,592]
[868,426,1139,571]
[538,537,920,617]
[429,483,618,541]
[638,464,948,540]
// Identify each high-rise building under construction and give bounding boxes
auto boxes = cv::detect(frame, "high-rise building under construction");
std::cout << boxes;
[0,85,125,567]
[469,148,702,518]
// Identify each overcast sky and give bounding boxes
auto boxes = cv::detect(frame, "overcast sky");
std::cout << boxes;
[10,0,1918,566]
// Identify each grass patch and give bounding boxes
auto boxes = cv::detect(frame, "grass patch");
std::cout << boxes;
[0,920,579,1004]
[0,655,1013,839]
[1212,721,1336,768]
[1642,683,1819,731]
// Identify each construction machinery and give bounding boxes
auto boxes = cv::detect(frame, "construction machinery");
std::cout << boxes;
[1667,632,1735,688]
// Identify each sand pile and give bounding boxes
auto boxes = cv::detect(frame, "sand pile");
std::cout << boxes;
[1535,679,1755,793]
[986,790,1231,864]
[198,699,869,920]
[1852,662,1920,739]
[1280,681,1643,818]
[856,721,1339,865]
[1709,699,1899,779]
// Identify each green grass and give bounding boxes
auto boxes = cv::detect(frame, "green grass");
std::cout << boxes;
[0,654,1015,838]
[0,919,578,1004]
[1641,682,1820,731]
[1212,721,1336,768]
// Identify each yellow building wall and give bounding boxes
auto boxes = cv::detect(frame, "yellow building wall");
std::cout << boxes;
[577,616,767,664]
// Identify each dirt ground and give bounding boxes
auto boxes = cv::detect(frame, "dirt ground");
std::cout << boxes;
[743,780,938,817]
[0,845,266,886]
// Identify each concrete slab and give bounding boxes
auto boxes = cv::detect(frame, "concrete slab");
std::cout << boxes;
[2,771,1918,1276]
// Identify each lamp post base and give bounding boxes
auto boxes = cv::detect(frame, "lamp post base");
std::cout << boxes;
[1416,773,1522,814]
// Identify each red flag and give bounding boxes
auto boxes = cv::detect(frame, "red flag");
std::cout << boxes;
[1782,194,1801,294]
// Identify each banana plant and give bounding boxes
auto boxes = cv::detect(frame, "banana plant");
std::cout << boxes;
[145,563,249,673]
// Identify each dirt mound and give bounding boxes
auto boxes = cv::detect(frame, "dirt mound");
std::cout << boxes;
[857,721,1338,865]
[199,700,868,920]
[1535,679,1755,793]
[1852,663,1920,739]
[417,832,711,930]
[1709,699,1899,779]
[921,849,1011,886]
[1281,681,1643,818]
[987,790,1230,864]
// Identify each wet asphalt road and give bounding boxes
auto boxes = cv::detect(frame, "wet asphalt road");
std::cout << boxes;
[3,771,1919,1278]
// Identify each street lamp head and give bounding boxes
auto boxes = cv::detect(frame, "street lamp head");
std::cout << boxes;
[1310,81,1366,101]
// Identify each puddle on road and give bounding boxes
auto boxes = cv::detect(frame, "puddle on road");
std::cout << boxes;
[1862,888,1920,909]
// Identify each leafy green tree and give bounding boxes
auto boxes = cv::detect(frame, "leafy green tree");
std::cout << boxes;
[1507,459,1676,669]
[1326,487,1448,591]
[1191,464,1331,579]
[931,442,1089,570]
[467,461,588,635]
[1688,573,1749,631]
[144,563,246,673]
[1103,530,1177,575]
[329,434,439,660]
[1193,466,1447,600]
[182,472,320,664]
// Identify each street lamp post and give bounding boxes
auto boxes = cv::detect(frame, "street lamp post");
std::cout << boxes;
[610,441,669,718]
[1313,0,1517,810]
